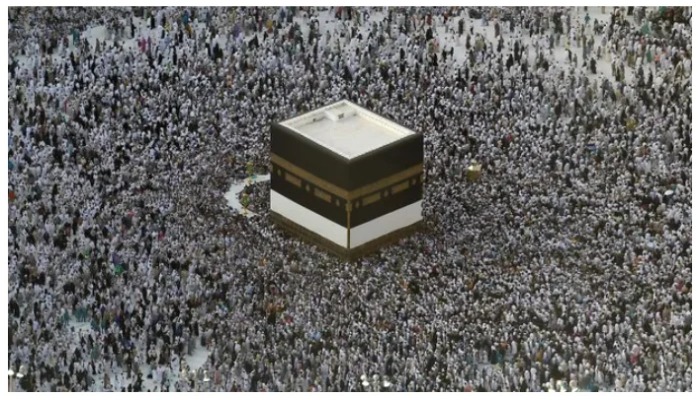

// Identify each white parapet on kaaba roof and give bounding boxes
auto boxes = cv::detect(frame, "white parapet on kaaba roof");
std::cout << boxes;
[280,100,417,159]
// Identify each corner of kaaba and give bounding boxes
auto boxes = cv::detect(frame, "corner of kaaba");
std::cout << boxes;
[269,100,424,259]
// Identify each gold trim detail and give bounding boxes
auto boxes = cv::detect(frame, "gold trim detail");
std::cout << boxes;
[314,188,332,203]
[271,153,422,200]
[352,165,423,199]
[363,192,382,206]
[392,181,410,194]
[272,154,350,198]
[284,172,302,188]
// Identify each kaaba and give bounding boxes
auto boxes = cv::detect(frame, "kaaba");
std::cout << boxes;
[270,100,424,259]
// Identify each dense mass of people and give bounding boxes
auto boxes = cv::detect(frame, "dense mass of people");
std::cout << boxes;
[7,6,692,392]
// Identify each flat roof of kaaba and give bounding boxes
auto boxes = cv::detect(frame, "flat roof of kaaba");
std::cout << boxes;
[279,100,416,159]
